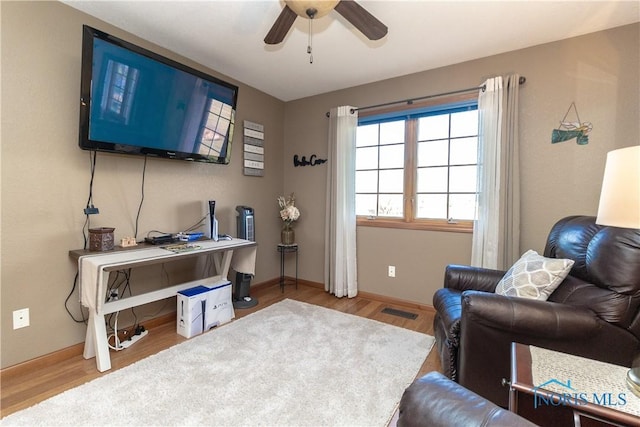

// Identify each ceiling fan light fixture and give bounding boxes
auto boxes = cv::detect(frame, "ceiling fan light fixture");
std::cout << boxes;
[285,0,339,19]
[265,0,387,46]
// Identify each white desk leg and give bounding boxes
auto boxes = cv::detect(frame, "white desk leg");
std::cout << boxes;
[83,314,96,359]
[84,310,111,372]
[214,250,233,279]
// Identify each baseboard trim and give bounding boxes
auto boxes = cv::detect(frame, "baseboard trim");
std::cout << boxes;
[291,277,436,313]
[0,311,176,381]
[0,342,87,383]
[1,277,434,377]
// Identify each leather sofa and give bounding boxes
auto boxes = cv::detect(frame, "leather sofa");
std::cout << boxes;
[397,371,536,427]
[432,215,640,407]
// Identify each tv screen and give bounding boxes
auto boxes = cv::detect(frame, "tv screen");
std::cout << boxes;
[79,25,239,164]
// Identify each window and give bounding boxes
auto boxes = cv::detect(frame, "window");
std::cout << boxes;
[99,59,139,124]
[198,97,234,157]
[355,96,478,232]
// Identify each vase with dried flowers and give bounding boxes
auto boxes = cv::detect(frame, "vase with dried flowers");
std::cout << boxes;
[277,193,300,245]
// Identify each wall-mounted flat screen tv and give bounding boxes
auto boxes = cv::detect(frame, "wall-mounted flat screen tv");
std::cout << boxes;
[79,25,239,164]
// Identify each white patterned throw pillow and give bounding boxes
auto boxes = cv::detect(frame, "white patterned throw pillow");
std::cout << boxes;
[495,250,574,300]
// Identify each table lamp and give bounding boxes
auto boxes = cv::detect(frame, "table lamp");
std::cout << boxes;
[595,145,640,397]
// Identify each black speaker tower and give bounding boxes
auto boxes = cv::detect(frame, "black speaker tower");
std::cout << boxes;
[233,206,258,309]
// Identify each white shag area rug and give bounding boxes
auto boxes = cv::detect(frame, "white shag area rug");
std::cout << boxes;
[2,299,434,427]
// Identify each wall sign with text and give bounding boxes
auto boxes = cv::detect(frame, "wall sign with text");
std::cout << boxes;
[243,120,264,176]
[293,154,327,167]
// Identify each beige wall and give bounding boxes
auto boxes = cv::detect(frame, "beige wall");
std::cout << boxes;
[1,0,638,369]
[1,1,285,368]
[284,23,639,306]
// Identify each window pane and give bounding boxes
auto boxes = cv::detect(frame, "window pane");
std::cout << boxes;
[356,146,378,170]
[451,110,478,138]
[378,194,403,217]
[356,100,478,225]
[449,165,477,193]
[379,144,404,169]
[356,170,378,193]
[417,139,448,167]
[379,169,403,193]
[356,124,378,147]
[417,167,448,192]
[418,115,449,141]
[449,194,477,220]
[379,120,405,145]
[450,137,477,165]
[356,194,377,216]
[416,194,447,219]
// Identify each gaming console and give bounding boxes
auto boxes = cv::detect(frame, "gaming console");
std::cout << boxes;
[205,200,219,242]
[176,282,234,339]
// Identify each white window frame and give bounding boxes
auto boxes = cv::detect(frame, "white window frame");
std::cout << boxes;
[355,93,478,233]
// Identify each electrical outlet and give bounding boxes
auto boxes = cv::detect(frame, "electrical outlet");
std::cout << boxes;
[388,266,396,278]
[13,308,30,329]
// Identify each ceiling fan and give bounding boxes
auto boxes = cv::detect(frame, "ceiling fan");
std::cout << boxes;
[264,0,388,45]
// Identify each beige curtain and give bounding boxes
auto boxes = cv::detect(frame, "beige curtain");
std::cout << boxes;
[324,106,358,298]
[500,75,521,268]
[472,74,521,270]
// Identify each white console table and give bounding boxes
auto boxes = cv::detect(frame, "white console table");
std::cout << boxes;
[70,238,257,372]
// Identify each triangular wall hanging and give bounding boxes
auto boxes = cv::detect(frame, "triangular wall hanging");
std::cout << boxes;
[551,102,592,145]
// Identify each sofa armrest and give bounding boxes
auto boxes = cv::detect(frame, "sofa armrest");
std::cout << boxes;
[444,264,506,293]
[461,290,599,339]
[398,372,536,427]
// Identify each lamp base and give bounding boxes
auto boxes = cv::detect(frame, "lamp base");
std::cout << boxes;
[626,368,640,398]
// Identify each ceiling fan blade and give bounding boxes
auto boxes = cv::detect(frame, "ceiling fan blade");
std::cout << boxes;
[264,5,298,45]
[334,0,388,41]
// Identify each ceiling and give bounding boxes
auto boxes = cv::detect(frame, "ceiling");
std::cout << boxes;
[63,0,639,102]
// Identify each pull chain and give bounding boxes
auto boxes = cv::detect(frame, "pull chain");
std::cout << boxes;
[307,18,313,64]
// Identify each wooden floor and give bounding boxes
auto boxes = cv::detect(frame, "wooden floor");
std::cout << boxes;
[1,282,441,419]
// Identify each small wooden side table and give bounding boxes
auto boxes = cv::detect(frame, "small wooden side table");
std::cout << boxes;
[277,243,298,293]
[509,343,640,427]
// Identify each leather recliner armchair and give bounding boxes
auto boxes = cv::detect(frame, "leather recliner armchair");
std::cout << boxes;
[432,215,640,407]
[398,372,536,427]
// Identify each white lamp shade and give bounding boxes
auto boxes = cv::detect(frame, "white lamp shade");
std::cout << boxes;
[596,145,640,229]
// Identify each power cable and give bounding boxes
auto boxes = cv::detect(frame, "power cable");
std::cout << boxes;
[64,272,87,324]
[134,156,147,240]
[65,151,98,323]
[83,151,98,249]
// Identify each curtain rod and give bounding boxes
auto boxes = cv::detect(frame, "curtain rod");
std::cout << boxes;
[325,76,526,117]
